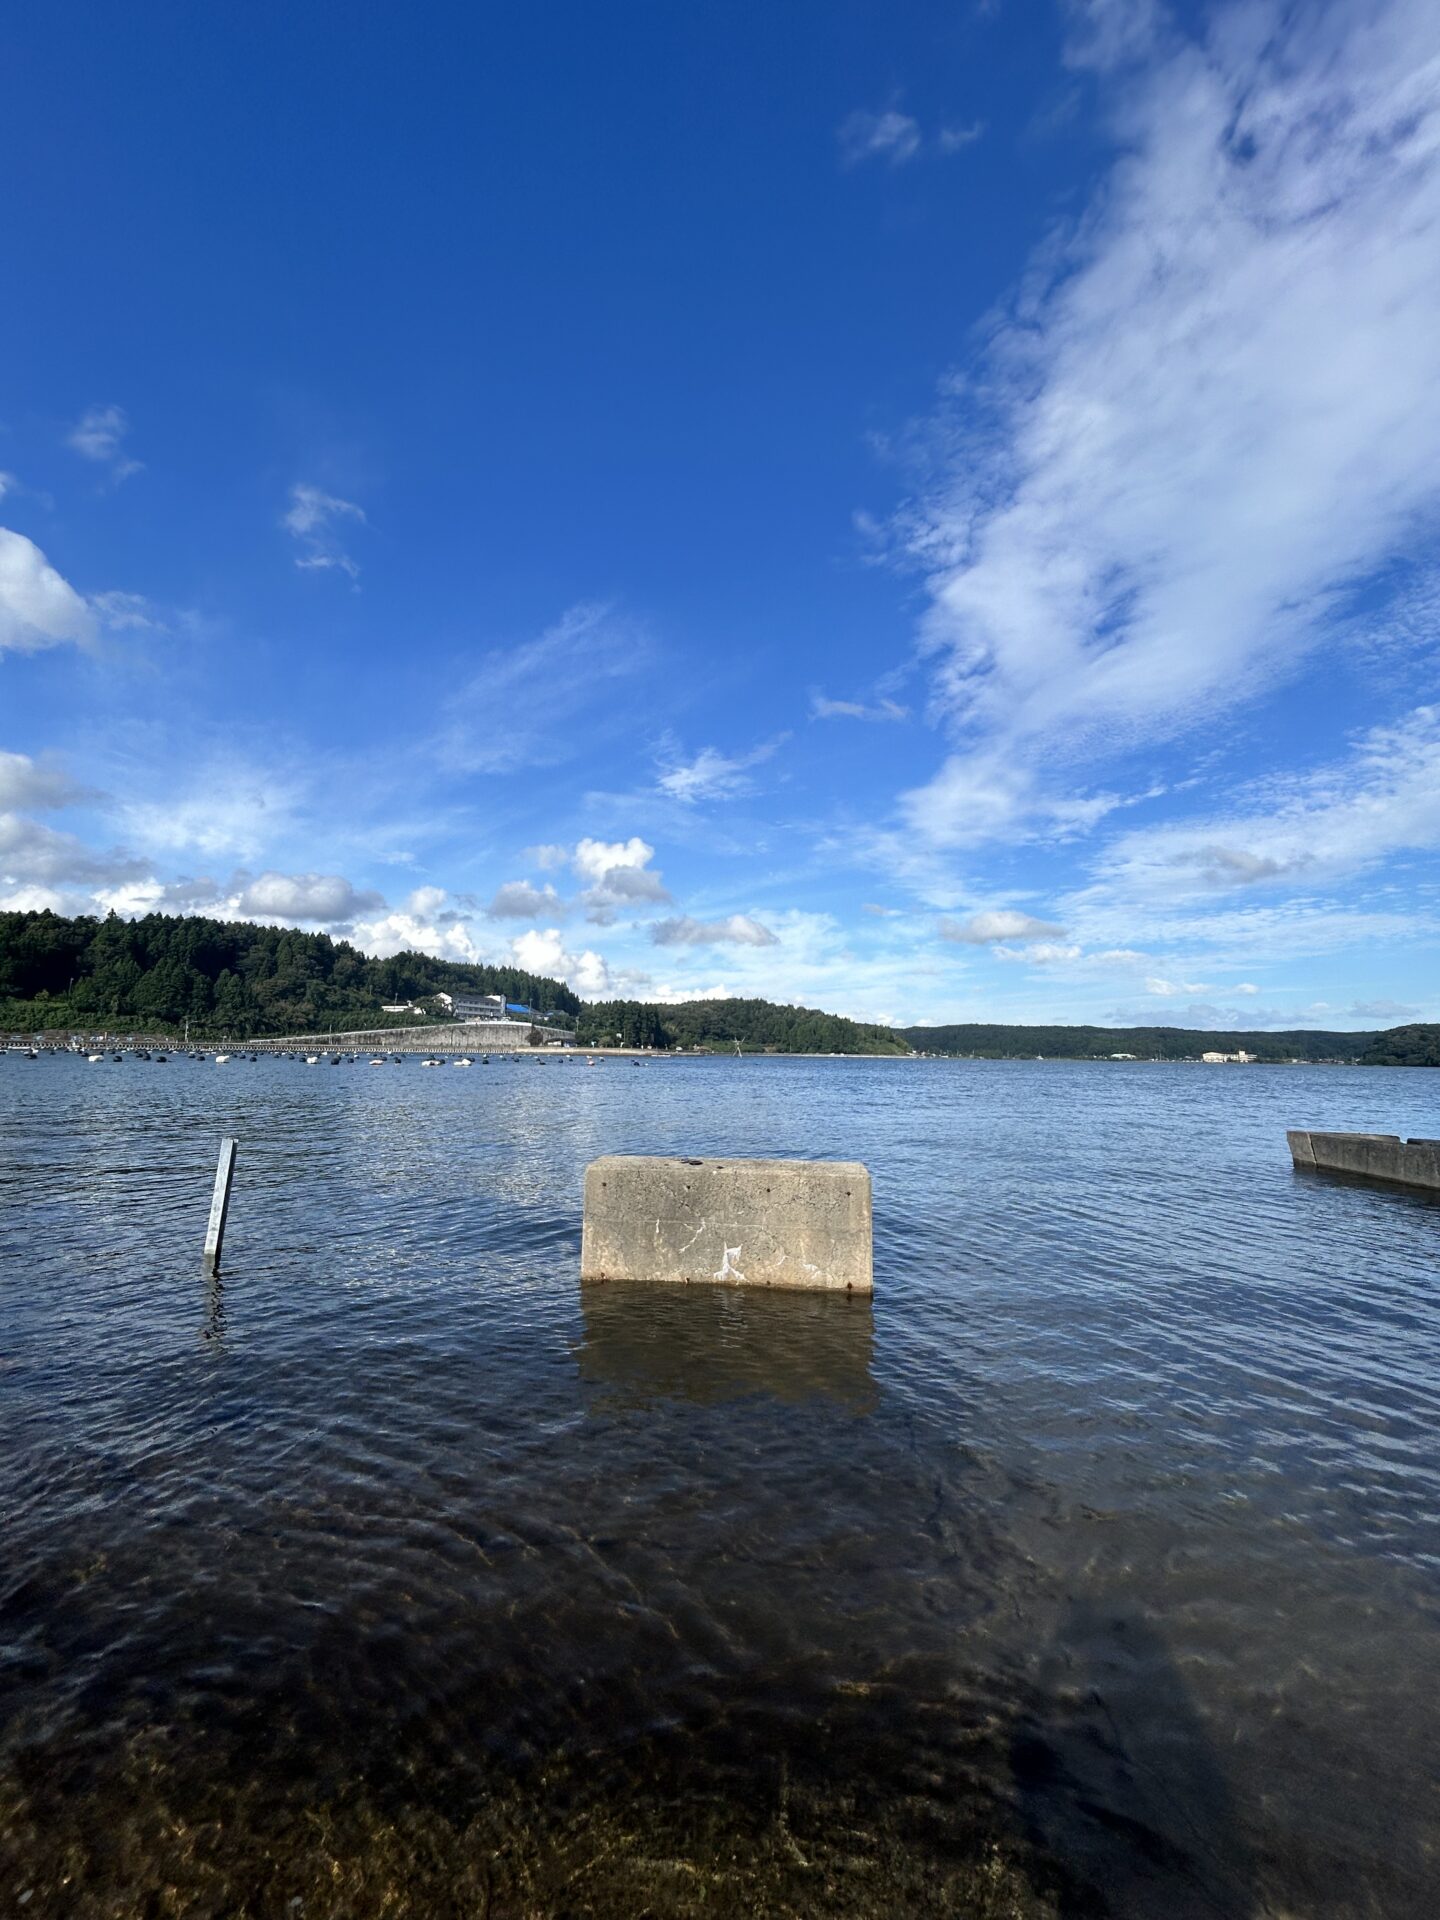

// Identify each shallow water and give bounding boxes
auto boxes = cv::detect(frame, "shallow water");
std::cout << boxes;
[0,1051,1437,1917]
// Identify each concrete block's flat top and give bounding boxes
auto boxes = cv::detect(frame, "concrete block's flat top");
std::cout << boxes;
[582,1155,873,1292]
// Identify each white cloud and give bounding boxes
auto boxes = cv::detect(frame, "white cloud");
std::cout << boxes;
[353,888,486,964]
[0,813,145,888]
[1094,707,1440,904]
[655,735,787,804]
[91,590,161,632]
[938,120,985,152]
[939,909,1067,944]
[487,879,564,920]
[0,473,16,498]
[650,914,779,949]
[1351,997,1420,1020]
[1144,975,1212,997]
[810,694,910,722]
[0,528,97,653]
[236,871,384,925]
[510,926,612,996]
[838,107,922,168]
[567,834,672,922]
[0,751,87,811]
[122,761,304,863]
[993,941,1085,964]
[571,836,655,883]
[896,0,1440,847]
[284,483,366,579]
[438,603,648,774]
[66,404,142,482]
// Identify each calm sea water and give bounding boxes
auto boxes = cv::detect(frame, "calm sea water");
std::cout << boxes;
[0,1052,1436,1918]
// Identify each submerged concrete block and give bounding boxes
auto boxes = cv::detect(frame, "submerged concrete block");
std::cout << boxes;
[581,1155,873,1291]
[1287,1130,1440,1193]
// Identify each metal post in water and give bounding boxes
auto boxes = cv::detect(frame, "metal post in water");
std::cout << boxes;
[203,1137,237,1269]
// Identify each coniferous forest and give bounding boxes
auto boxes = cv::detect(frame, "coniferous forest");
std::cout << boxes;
[0,910,580,1038]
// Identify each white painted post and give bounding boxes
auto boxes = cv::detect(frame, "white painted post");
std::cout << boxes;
[204,1137,237,1269]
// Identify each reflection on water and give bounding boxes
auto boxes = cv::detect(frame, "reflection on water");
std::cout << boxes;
[576,1280,876,1411]
[1,1054,1438,1916]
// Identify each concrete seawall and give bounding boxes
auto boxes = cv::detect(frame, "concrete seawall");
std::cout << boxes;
[245,1020,551,1054]
[1288,1130,1440,1193]
[582,1155,873,1292]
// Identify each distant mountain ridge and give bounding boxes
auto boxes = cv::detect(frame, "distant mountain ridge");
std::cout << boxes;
[899,1022,1440,1067]
[2,910,1434,1062]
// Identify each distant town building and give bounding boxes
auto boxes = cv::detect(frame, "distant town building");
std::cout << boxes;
[449,991,507,1022]
[1201,1049,1256,1063]
[381,1001,422,1015]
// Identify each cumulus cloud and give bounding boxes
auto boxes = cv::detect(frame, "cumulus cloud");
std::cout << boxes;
[655,736,787,804]
[487,879,564,920]
[1144,975,1212,997]
[0,529,97,653]
[0,813,145,889]
[1350,997,1420,1020]
[66,404,142,482]
[236,871,384,925]
[939,909,1067,945]
[567,835,672,922]
[284,483,366,579]
[353,888,486,964]
[511,926,611,996]
[571,836,653,883]
[895,0,1440,849]
[650,914,779,949]
[838,107,922,168]
[0,751,88,811]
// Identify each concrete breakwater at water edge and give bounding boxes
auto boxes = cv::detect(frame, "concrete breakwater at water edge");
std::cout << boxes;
[582,1155,874,1291]
[1288,1128,1440,1193]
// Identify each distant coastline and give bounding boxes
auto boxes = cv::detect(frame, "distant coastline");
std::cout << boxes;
[2,907,1436,1064]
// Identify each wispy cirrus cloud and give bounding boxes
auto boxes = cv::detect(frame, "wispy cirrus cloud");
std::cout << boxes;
[891,0,1440,852]
[838,107,922,168]
[66,404,143,483]
[810,693,909,723]
[284,483,367,579]
[1091,707,1440,905]
[655,734,788,804]
[438,603,649,775]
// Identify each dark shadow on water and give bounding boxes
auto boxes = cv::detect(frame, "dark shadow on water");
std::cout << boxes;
[575,1279,878,1413]
[1011,1599,1257,1919]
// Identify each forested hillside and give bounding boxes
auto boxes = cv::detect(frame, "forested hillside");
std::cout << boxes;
[900,1022,1439,1066]
[0,909,580,1037]
[575,997,910,1054]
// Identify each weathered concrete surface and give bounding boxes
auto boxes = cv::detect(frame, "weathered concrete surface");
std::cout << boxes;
[582,1155,873,1291]
[246,1020,550,1054]
[1288,1130,1440,1193]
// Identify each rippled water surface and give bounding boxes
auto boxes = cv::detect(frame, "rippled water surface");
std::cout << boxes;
[1,1052,1437,1917]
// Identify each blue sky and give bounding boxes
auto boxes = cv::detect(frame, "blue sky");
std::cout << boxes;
[3,0,1438,1029]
